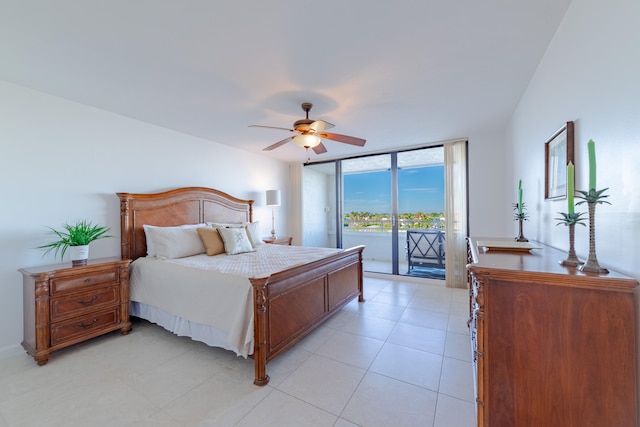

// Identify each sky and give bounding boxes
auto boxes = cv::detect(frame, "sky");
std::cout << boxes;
[344,165,445,214]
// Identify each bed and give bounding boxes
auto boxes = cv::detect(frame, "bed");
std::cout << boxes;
[117,187,364,385]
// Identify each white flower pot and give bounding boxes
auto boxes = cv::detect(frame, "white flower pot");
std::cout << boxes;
[69,245,89,266]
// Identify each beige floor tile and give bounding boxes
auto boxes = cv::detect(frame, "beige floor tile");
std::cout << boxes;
[369,289,413,307]
[444,332,472,362]
[236,389,337,426]
[162,369,272,425]
[315,330,384,369]
[341,372,438,427]
[339,313,396,341]
[439,357,475,402]
[334,418,360,427]
[434,394,476,427]
[260,343,312,387]
[370,342,442,390]
[344,300,407,322]
[0,375,166,427]
[448,314,471,335]
[387,322,447,355]
[400,307,449,330]
[276,354,366,415]
[295,324,337,353]
[382,281,423,295]
[120,347,224,407]
[408,294,453,313]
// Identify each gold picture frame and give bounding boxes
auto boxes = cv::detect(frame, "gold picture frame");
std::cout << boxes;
[545,121,574,200]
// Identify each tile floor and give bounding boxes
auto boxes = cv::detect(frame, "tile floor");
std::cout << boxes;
[0,275,475,426]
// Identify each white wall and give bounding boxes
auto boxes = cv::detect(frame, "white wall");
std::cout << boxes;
[0,81,290,355]
[467,131,511,238]
[301,167,332,247]
[507,0,640,276]
[506,0,640,414]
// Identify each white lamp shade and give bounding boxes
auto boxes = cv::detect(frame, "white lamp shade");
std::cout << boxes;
[266,189,281,206]
[293,134,321,148]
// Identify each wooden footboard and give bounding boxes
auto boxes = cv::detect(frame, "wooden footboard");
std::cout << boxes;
[249,245,365,386]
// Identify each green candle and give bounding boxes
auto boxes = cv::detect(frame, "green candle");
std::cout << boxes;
[587,139,596,190]
[518,179,523,215]
[567,161,574,214]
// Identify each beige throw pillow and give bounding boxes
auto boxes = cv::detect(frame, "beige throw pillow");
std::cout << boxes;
[196,227,226,256]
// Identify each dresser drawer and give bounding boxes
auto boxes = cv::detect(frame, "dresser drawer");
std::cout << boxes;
[50,308,120,346]
[50,268,119,295]
[50,286,120,321]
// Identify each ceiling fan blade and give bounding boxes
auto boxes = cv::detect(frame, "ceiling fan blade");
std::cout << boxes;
[263,136,293,151]
[249,125,295,132]
[312,142,328,154]
[309,120,335,133]
[320,132,366,147]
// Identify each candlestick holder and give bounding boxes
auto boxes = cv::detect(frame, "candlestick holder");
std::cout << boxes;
[576,188,610,274]
[515,219,528,242]
[560,223,582,266]
[555,212,586,267]
[580,202,609,274]
[513,202,528,242]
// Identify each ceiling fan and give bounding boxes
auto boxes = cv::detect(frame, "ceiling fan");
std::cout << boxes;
[249,102,366,155]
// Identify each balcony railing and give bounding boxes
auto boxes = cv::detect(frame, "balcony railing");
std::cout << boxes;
[343,218,444,232]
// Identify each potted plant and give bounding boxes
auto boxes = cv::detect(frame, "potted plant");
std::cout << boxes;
[38,219,111,266]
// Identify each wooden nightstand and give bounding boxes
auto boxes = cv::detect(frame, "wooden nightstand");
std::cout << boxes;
[19,257,131,365]
[263,236,293,245]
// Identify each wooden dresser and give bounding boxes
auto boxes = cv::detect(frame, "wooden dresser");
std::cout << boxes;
[467,237,638,427]
[20,257,132,365]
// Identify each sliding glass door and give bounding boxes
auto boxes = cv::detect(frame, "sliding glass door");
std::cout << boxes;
[303,146,445,278]
[342,154,395,274]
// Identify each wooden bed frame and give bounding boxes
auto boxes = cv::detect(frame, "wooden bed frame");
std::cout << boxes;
[117,187,364,385]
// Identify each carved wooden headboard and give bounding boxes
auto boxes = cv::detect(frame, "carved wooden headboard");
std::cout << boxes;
[117,187,253,261]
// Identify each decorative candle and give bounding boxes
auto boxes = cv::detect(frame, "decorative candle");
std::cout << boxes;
[587,139,596,190]
[518,179,523,215]
[567,161,574,214]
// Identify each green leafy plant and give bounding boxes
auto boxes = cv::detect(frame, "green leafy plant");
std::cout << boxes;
[513,202,528,221]
[576,188,611,205]
[38,219,111,260]
[555,211,587,226]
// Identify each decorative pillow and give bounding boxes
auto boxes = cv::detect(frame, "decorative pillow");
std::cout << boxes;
[196,227,226,256]
[217,227,255,255]
[244,221,263,248]
[145,225,206,259]
[143,223,206,257]
[206,222,243,228]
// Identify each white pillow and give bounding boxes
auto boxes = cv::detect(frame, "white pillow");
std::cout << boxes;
[244,221,263,248]
[206,222,243,228]
[144,224,206,259]
[217,227,255,255]
[143,223,206,257]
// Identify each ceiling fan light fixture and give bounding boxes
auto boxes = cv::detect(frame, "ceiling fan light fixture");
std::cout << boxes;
[293,134,321,148]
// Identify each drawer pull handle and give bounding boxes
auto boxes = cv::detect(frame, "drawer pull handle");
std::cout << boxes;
[78,318,98,329]
[77,296,99,306]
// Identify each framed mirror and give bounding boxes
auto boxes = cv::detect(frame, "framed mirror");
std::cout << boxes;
[545,121,574,200]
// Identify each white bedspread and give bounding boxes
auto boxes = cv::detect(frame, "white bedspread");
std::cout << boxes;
[130,244,342,357]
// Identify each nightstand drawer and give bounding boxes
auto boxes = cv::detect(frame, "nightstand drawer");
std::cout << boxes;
[50,308,120,346]
[50,268,119,295]
[50,286,120,321]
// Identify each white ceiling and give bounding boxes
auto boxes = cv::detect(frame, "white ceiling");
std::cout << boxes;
[0,1,571,163]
